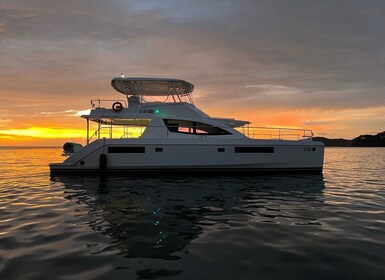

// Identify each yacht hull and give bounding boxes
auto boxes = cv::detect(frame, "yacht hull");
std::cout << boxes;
[50,139,324,175]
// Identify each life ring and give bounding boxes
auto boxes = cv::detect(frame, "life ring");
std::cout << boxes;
[112,102,123,112]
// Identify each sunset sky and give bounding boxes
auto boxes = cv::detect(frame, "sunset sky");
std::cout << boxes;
[1,0,384,146]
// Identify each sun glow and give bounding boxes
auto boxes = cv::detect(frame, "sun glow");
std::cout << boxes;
[0,127,85,139]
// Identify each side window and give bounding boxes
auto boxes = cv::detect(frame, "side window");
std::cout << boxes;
[163,119,231,135]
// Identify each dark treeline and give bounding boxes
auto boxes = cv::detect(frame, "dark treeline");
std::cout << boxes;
[314,131,385,147]
[312,137,352,147]
[352,131,385,147]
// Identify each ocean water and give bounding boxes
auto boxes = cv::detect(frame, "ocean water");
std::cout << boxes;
[0,147,384,280]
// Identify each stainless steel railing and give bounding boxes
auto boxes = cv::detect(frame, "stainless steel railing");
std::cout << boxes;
[90,99,127,109]
[86,124,314,143]
[238,126,313,140]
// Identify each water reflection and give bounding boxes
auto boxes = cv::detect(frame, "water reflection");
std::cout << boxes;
[51,174,325,260]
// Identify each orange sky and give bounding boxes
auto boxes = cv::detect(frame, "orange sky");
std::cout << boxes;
[1,1,384,146]
[1,88,384,146]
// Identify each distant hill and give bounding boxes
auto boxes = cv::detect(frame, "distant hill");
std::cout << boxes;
[313,137,352,147]
[314,131,385,147]
[352,131,385,147]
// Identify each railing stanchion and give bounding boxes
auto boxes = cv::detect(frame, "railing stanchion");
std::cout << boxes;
[86,118,89,144]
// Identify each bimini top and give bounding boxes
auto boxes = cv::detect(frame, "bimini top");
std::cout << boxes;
[111,77,194,96]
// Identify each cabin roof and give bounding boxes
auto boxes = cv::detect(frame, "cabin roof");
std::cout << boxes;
[111,77,194,96]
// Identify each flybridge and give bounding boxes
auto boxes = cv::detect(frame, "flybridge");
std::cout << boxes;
[111,77,195,103]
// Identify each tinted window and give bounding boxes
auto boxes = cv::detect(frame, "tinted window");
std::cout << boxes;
[164,119,231,135]
[235,147,274,153]
[108,147,145,153]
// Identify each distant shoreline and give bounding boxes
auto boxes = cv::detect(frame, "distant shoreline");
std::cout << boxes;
[314,131,385,147]
[313,137,352,147]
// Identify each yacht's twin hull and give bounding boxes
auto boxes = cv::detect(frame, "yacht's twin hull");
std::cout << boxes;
[50,139,324,174]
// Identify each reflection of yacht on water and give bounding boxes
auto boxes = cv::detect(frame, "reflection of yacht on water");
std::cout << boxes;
[49,77,324,174]
[52,175,325,259]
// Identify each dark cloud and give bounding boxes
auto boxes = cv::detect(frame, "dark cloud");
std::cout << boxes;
[1,0,384,112]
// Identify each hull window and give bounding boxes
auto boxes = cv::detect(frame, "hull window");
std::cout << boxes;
[108,147,145,153]
[235,147,274,153]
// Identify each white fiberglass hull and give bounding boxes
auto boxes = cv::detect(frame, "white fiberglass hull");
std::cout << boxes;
[50,138,324,174]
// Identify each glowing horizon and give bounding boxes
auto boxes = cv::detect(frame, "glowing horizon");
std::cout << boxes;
[1,104,384,146]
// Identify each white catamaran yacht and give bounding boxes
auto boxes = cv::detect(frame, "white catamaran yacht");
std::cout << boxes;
[49,77,324,174]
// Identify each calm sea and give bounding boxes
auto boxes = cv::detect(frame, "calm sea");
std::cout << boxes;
[0,147,384,280]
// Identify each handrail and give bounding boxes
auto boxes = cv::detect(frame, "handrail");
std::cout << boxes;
[91,99,127,109]
[238,126,313,140]
[86,123,314,143]
[87,128,100,143]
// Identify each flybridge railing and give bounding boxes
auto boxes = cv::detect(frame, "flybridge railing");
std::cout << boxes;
[91,99,127,109]
[238,126,314,140]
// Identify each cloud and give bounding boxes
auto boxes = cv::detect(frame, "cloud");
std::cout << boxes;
[0,21,5,33]
[243,84,301,96]
[0,119,12,128]
[302,121,334,127]
[39,109,90,116]
[74,109,91,116]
